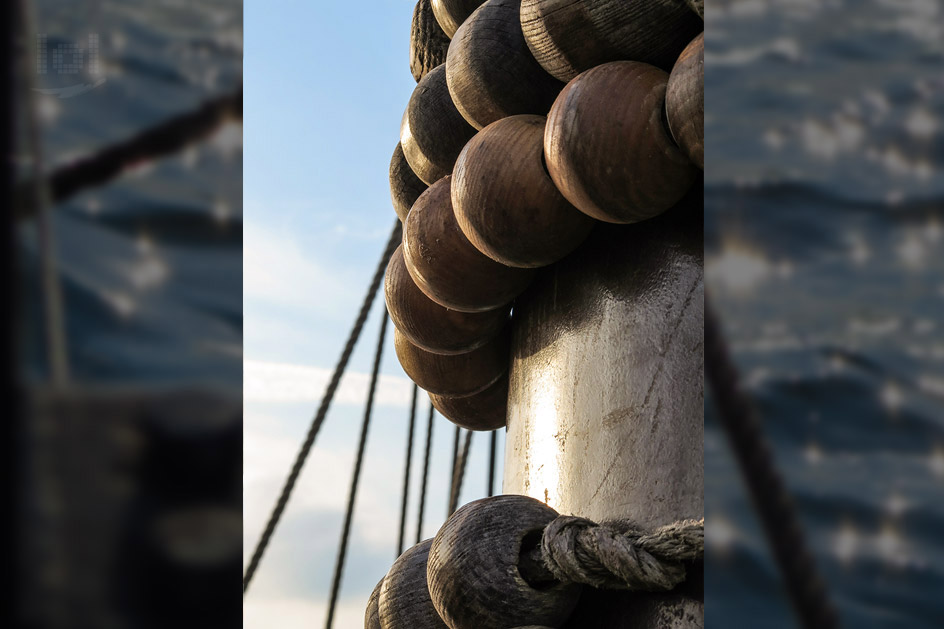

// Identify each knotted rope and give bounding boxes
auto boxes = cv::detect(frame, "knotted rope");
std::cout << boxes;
[521,516,704,592]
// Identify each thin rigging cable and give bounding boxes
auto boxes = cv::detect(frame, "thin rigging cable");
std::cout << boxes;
[448,425,460,518]
[415,405,434,544]
[243,220,401,595]
[397,384,418,557]
[705,297,839,629]
[448,429,473,515]
[487,430,497,498]
[325,312,389,629]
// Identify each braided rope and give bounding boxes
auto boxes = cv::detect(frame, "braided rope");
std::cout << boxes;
[415,405,435,544]
[448,429,473,515]
[397,384,419,556]
[243,220,401,594]
[522,516,703,591]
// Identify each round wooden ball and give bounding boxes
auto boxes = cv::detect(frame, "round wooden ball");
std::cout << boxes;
[427,495,582,629]
[385,244,509,355]
[431,0,485,38]
[686,0,704,19]
[365,577,385,629]
[520,0,703,82]
[403,176,535,312]
[445,0,565,130]
[401,65,478,186]
[452,115,594,268]
[412,0,451,82]
[390,143,428,222]
[379,539,448,629]
[429,375,508,431]
[394,327,510,397]
[544,61,698,224]
[666,32,704,170]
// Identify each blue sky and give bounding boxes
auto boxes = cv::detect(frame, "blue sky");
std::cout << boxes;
[243,2,504,627]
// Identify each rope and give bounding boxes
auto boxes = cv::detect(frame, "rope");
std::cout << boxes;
[243,220,402,594]
[447,425,460,517]
[448,429,472,515]
[519,516,704,591]
[415,405,434,544]
[705,298,840,628]
[325,312,389,629]
[487,430,497,497]
[397,384,419,556]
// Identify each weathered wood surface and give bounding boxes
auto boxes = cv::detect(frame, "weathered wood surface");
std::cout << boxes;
[365,577,385,629]
[446,0,564,130]
[431,0,486,38]
[544,61,697,223]
[666,33,704,170]
[379,539,448,629]
[394,327,510,397]
[452,114,594,268]
[429,374,509,431]
[390,142,428,222]
[411,0,451,82]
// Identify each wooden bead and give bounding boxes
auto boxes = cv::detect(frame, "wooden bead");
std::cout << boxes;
[686,0,704,19]
[390,143,428,222]
[445,0,565,130]
[665,32,704,170]
[385,244,509,354]
[411,0,451,83]
[401,65,478,185]
[379,539,448,629]
[429,375,508,431]
[394,327,510,397]
[403,176,535,312]
[544,61,698,224]
[365,577,384,629]
[431,0,485,38]
[427,495,582,629]
[452,115,594,268]
[520,0,703,82]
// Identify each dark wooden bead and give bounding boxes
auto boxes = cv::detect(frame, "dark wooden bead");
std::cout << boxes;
[427,495,582,629]
[394,327,510,397]
[401,65,478,185]
[429,375,508,431]
[445,0,565,130]
[431,0,486,38]
[385,244,509,354]
[452,115,594,268]
[403,176,535,312]
[411,0,451,82]
[544,61,698,224]
[520,0,703,81]
[390,143,429,222]
[365,577,384,629]
[665,32,704,170]
[686,0,704,19]
[378,539,448,629]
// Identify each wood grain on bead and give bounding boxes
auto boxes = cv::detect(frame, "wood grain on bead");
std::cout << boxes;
[427,495,582,629]
[390,143,429,222]
[386,244,509,354]
[411,0,451,82]
[686,0,704,19]
[544,61,698,224]
[394,327,510,397]
[379,540,448,629]
[665,32,704,170]
[403,176,535,312]
[431,0,485,38]
[520,0,703,82]
[429,375,508,431]
[366,577,385,629]
[445,0,565,130]
[452,115,594,268]
[401,65,478,185]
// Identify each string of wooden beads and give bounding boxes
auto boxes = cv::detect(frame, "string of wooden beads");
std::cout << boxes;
[388,1,703,429]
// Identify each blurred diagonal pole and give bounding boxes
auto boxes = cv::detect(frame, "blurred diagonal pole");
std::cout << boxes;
[243,220,401,595]
[397,384,418,556]
[325,312,389,629]
[705,297,840,629]
[415,405,434,544]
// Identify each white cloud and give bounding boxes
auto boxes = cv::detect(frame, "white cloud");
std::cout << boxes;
[244,597,366,629]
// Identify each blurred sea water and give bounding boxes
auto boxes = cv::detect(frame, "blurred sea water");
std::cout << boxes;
[705,0,944,626]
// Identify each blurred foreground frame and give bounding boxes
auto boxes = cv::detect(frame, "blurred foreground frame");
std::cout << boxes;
[6,1,243,627]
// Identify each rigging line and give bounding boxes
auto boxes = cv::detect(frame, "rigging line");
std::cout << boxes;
[325,312,389,629]
[415,404,434,544]
[705,297,840,629]
[15,85,242,214]
[487,430,497,498]
[397,384,419,557]
[447,425,460,518]
[448,429,472,515]
[243,219,402,595]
